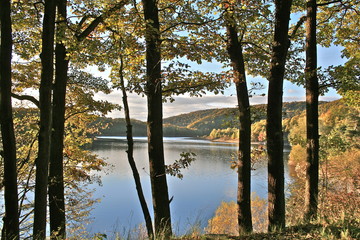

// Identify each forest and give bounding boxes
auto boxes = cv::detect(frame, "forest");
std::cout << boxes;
[0,0,359,239]
[97,101,310,137]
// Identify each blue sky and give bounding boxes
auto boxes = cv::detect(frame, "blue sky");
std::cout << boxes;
[95,44,345,121]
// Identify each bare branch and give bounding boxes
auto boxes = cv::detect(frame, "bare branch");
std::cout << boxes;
[11,93,40,108]
[289,16,307,39]
[163,82,220,95]
[161,17,221,34]
[76,15,89,32]
[317,0,342,7]
[76,16,104,41]
[241,41,271,55]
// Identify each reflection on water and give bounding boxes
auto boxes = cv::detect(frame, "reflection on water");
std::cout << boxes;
[87,137,290,236]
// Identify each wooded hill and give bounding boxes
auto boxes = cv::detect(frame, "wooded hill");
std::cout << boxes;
[97,101,326,137]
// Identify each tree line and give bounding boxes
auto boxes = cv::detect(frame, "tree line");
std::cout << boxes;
[0,0,358,239]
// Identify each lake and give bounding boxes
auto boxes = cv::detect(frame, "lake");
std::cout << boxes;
[86,137,291,236]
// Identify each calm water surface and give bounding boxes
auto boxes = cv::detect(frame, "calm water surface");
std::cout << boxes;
[87,137,291,235]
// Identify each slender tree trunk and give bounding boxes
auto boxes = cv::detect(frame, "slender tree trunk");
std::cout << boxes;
[119,56,154,239]
[225,19,252,233]
[266,0,292,231]
[304,0,319,222]
[33,0,56,238]
[0,0,20,239]
[142,0,172,237]
[48,0,68,238]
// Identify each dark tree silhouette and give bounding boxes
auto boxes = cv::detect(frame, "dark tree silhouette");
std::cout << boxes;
[266,0,293,231]
[48,0,68,238]
[33,0,56,238]
[0,0,20,238]
[225,9,253,233]
[142,0,172,237]
[304,0,319,221]
[119,55,154,239]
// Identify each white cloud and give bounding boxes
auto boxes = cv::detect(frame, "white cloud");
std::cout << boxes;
[96,84,340,121]
[164,95,237,119]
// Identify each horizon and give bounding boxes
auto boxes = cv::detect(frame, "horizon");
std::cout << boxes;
[98,91,340,121]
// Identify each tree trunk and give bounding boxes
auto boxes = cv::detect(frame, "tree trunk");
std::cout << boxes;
[266,0,292,231]
[119,56,154,239]
[142,0,172,237]
[304,0,319,222]
[48,0,68,238]
[0,0,20,239]
[225,20,252,234]
[33,0,56,238]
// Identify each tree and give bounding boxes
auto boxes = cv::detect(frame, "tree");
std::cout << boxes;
[223,3,252,233]
[7,69,117,237]
[266,0,292,231]
[295,0,360,222]
[118,53,154,238]
[187,0,273,232]
[3,1,127,237]
[304,0,319,222]
[0,0,20,239]
[33,0,56,238]
[142,0,172,237]
[48,0,68,238]
[48,1,130,237]
[100,10,228,237]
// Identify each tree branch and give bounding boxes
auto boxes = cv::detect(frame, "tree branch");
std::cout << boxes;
[76,16,104,41]
[65,109,90,121]
[76,15,90,32]
[161,17,220,34]
[163,82,219,95]
[317,0,342,7]
[11,93,40,108]
[289,16,307,39]
[241,41,271,55]
[76,0,130,41]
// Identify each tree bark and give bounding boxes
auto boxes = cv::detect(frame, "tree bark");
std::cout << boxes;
[48,0,68,238]
[119,56,154,239]
[304,0,319,222]
[142,0,172,237]
[225,19,252,233]
[33,0,56,238]
[0,0,20,239]
[266,0,292,231]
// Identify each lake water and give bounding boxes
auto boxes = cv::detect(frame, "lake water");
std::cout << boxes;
[87,137,291,236]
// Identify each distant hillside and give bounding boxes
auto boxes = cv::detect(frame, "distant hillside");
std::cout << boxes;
[97,118,147,136]
[97,117,198,137]
[99,101,324,137]
[164,108,239,136]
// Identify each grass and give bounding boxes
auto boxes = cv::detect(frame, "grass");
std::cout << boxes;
[173,222,360,240]
[69,218,359,240]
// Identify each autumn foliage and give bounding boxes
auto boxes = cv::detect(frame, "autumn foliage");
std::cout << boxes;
[206,194,268,235]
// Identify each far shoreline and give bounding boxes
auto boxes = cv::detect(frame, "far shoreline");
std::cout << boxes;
[94,135,267,145]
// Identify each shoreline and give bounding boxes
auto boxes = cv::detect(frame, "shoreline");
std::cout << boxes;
[94,135,267,145]
[204,137,268,145]
[206,137,239,143]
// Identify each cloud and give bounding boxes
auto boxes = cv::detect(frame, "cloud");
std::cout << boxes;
[287,89,299,94]
[163,95,238,119]
[319,95,341,102]
[98,91,242,121]
[95,90,147,120]
[96,86,340,121]
[103,93,268,120]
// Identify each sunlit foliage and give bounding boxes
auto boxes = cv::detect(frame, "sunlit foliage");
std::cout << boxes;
[206,194,268,235]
